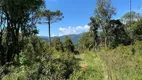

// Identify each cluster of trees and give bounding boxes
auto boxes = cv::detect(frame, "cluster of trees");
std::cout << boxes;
[0,36,78,80]
[0,0,65,66]
[0,0,45,65]
[79,0,142,51]
[0,1,78,79]
[52,36,75,53]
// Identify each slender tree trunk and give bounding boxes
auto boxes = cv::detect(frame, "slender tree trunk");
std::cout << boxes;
[105,37,107,48]
[104,21,109,48]
[93,31,97,51]
[48,22,51,46]
[102,24,107,48]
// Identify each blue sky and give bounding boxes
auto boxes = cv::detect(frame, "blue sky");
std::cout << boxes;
[37,0,142,36]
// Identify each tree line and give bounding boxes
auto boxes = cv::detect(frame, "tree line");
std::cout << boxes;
[79,0,142,52]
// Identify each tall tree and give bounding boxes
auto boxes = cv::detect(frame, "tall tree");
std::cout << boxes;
[0,0,44,65]
[132,18,142,41]
[122,11,141,23]
[94,0,116,48]
[88,17,99,51]
[41,10,63,46]
[122,11,142,42]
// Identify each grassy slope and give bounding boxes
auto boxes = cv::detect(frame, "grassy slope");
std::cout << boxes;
[70,51,107,80]
[70,41,142,80]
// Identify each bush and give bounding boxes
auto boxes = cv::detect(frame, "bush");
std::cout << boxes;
[63,36,75,53]
[2,48,79,80]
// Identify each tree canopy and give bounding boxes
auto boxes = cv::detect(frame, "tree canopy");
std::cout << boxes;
[40,10,64,46]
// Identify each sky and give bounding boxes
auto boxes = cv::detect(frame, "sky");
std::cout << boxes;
[37,0,142,37]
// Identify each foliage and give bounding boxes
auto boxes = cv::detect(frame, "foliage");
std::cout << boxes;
[2,54,79,80]
[0,0,44,65]
[122,11,142,42]
[107,20,131,48]
[94,0,116,47]
[1,38,79,80]
[18,36,49,65]
[131,18,142,41]
[63,36,75,53]
[122,11,141,22]
[52,37,64,52]
[79,32,92,50]
[88,17,99,51]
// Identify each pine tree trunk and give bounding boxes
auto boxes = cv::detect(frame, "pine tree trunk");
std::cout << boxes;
[48,22,51,46]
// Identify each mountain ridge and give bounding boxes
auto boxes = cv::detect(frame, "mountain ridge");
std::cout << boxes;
[40,34,82,44]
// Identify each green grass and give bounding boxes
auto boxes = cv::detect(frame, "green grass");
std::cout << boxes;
[70,51,106,80]
[70,41,142,80]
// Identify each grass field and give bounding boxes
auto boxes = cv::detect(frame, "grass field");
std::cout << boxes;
[70,42,142,80]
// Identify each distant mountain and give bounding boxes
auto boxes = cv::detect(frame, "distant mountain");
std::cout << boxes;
[40,34,82,44]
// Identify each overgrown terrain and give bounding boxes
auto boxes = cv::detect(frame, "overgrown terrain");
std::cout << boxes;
[70,41,142,80]
[0,0,142,80]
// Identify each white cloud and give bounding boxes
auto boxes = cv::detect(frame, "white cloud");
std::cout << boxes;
[59,25,90,36]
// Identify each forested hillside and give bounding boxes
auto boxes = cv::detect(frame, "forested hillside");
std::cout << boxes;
[0,0,142,80]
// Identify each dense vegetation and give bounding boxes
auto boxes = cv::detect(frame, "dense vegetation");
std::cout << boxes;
[0,0,142,80]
